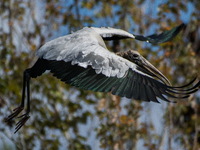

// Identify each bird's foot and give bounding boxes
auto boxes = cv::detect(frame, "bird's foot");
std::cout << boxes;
[14,113,30,133]
[5,106,24,122]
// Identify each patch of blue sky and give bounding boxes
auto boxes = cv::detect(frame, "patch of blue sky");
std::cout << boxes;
[180,2,194,23]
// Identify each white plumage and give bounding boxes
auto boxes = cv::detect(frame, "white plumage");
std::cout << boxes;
[37,27,136,78]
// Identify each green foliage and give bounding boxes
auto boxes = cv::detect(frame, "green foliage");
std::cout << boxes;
[0,0,200,150]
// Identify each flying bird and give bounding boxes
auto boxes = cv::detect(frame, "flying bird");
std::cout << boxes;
[5,23,200,133]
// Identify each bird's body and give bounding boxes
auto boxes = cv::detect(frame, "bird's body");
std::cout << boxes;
[37,27,133,78]
[6,24,200,133]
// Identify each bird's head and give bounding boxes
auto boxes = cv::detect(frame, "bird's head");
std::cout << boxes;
[126,50,171,85]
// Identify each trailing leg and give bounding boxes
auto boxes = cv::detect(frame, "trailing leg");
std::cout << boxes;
[14,69,31,133]
[5,69,29,123]
[5,58,48,133]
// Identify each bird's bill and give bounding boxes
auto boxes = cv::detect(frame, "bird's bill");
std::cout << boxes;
[140,57,171,86]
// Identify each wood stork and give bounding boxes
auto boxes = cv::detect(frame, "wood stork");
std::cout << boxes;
[6,23,200,133]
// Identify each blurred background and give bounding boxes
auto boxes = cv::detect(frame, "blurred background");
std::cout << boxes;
[0,0,200,149]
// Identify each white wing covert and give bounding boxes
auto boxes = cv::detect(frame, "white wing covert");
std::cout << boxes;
[90,27,135,39]
[37,28,136,78]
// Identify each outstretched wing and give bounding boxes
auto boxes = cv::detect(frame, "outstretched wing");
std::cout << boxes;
[47,59,199,103]
[91,23,185,44]
[134,23,185,44]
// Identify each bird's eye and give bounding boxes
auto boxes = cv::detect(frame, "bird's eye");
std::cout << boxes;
[132,54,139,58]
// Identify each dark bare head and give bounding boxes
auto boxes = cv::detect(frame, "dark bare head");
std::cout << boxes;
[117,50,171,85]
